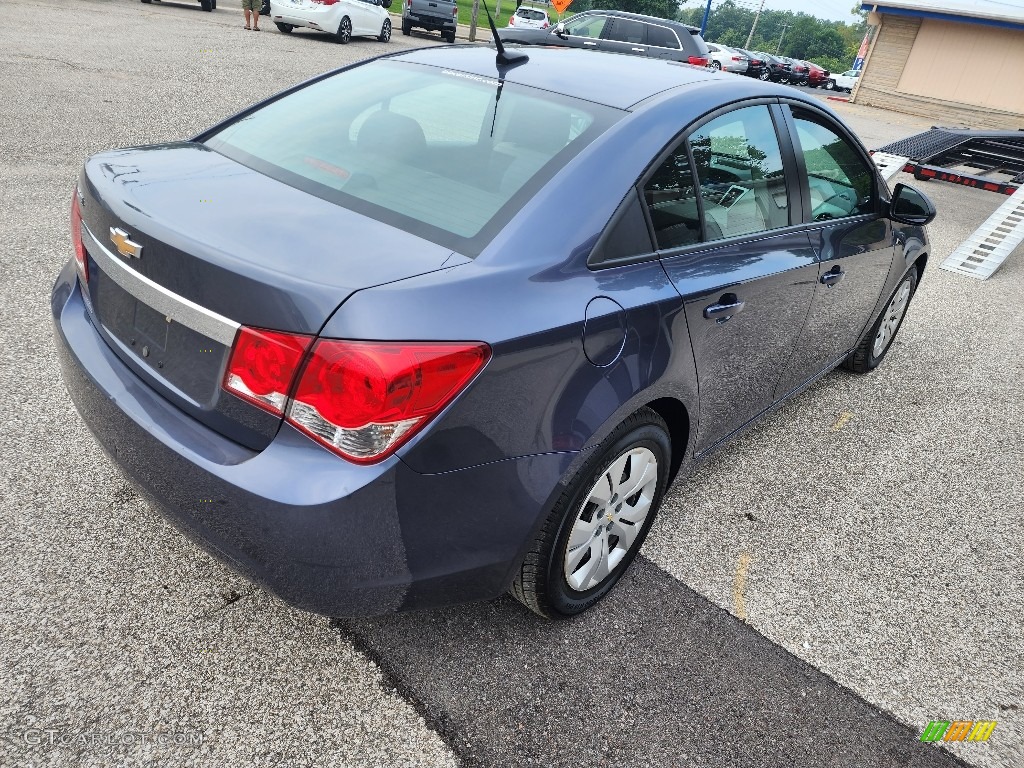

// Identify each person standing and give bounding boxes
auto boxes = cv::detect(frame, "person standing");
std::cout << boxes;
[242,0,261,30]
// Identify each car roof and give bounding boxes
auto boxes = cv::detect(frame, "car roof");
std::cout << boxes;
[394,45,724,110]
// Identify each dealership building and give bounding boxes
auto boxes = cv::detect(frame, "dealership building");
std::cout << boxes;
[854,0,1024,129]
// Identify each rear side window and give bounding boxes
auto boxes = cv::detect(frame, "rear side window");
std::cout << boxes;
[648,25,679,49]
[606,18,646,44]
[638,104,790,252]
[204,61,620,256]
[688,105,790,240]
[790,107,875,220]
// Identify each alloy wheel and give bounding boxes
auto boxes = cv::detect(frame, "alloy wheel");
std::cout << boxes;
[337,17,352,43]
[562,447,659,592]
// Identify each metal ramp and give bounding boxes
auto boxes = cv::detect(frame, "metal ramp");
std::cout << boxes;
[940,184,1024,280]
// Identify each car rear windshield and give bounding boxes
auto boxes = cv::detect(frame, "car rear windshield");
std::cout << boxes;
[519,8,547,19]
[204,60,621,257]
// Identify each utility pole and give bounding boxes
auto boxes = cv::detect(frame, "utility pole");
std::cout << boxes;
[744,0,765,49]
[775,23,790,55]
[469,0,480,41]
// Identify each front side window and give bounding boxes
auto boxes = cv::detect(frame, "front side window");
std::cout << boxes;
[565,13,608,38]
[688,105,790,241]
[204,61,619,255]
[790,107,875,220]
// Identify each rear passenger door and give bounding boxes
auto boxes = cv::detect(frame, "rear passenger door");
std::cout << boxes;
[772,102,896,398]
[648,103,819,454]
[599,17,648,57]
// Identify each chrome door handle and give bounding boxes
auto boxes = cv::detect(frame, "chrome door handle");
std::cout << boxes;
[583,41,598,46]
[820,269,845,287]
[703,294,746,323]
[631,47,645,52]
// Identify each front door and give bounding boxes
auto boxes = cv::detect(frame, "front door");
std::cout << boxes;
[643,103,819,454]
[773,104,897,398]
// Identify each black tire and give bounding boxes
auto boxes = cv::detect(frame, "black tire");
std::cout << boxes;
[711,61,722,70]
[378,18,391,42]
[402,19,411,35]
[276,22,293,33]
[758,70,770,81]
[844,268,918,374]
[211,0,217,8]
[511,408,671,619]
[825,79,836,90]
[200,0,211,10]
[141,0,152,4]
[445,30,456,43]
[336,16,352,43]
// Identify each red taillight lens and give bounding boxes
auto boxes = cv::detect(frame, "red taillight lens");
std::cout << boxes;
[71,189,88,285]
[542,20,548,27]
[223,327,313,415]
[509,15,514,24]
[288,340,490,463]
[688,56,709,67]
[452,4,458,16]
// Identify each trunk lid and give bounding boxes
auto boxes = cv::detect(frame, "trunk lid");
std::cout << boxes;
[78,143,458,450]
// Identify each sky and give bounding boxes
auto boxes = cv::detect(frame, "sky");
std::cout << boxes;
[701,0,863,23]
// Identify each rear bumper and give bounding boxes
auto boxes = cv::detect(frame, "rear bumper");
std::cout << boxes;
[403,11,455,31]
[52,263,575,616]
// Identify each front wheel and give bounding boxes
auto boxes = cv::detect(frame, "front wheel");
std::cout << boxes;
[335,16,352,43]
[844,269,918,373]
[511,408,671,619]
[825,79,836,90]
[378,17,391,41]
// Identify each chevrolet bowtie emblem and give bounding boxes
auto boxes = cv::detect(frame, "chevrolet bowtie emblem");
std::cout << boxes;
[110,227,143,259]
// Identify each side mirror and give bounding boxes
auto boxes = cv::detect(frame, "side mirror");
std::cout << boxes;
[889,183,936,226]
[553,22,567,38]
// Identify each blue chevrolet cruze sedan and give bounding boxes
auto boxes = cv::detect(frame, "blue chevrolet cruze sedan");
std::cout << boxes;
[52,44,935,618]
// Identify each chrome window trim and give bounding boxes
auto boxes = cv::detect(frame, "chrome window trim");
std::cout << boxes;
[82,222,241,346]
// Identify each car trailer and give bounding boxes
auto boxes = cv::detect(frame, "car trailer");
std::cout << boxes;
[870,127,1024,280]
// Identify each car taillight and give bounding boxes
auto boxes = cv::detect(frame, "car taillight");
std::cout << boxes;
[452,3,458,16]
[688,56,709,67]
[509,14,514,24]
[731,56,741,61]
[288,340,490,463]
[541,20,548,27]
[224,327,313,416]
[311,0,339,4]
[70,189,88,285]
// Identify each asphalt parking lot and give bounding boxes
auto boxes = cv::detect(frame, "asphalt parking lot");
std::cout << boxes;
[2,1,1021,767]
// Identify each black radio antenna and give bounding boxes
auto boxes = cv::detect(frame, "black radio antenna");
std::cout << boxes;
[482,0,529,68]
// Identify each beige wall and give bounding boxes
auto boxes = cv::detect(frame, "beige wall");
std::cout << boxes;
[897,19,1024,114]
[854,14,1024,130]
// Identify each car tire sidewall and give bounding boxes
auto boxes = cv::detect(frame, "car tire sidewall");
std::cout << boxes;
[543,420,671,617]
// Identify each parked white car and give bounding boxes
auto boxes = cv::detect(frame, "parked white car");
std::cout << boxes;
[706,43,749,73]
[826,69,861,92]
[269,0,394,43]
[508,5,551,30]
